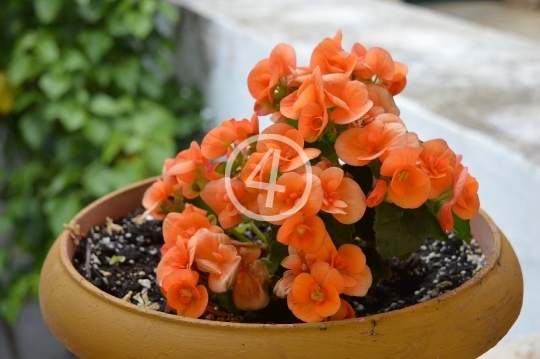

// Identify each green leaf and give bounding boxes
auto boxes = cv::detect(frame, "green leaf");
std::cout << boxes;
[57,101,87,131]
[360,246,392,283]
[8,55,34,86]
[43,193,82,235]
[374,202,430,259]
[261,226,288,276]
[35,37,60,63]
[114,58,140,94]
[216,290,239,315]
[39,71,71,100]
[82,163,116,197]
[452,212,472,243]
[34,0,62,24]
[89,94,122,117]
[159,1,179,24]
[109,255,126,265]
[46,168,80,197]
[124,11,153,39]
[101,131,124,163]
[0,248,9,272]
[139,72,162,99]
[83,118,111,145]
[62,49,89,72]
[79,30,113,63]
[428,210,448,242]
[318,212,355,248]
[19,113,52,149]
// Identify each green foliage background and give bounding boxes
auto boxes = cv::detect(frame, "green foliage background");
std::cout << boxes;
[0,0,203,323]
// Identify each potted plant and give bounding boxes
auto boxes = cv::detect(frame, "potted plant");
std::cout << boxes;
[40,31,523,358]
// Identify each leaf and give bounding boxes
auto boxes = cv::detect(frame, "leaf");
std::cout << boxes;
[43,193,82,236]
[428,210,448,242]
[83,118,111,145]
[57,101,87,131]
[260,226,288,276]
[90,93,122,117]
[139,72,162,99]
[35,37,60,63]
[374,202,430,259]
[46,168,80,197]
[318,212,355,248]
[39,71,71,100]
[34,0,62,24]
[216,290,239,315]
[8,55,35,86]
[124,11,153,40]
[109,255,126,265]
[19,113,52,149]
[114,58,140,94]
[82,163,117,197]
[452,212,472,244]
[79,30,113,63]
[360,246,392,284]
[159,1,179,24]
[62,49,89,72]
[101,131,124,163]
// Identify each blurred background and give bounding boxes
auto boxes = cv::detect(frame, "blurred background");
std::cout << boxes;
[1,0,539,358]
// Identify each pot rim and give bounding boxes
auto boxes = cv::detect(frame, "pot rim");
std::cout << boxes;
[57,177,501,330]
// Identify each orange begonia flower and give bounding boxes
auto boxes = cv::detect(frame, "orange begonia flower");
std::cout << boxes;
[319,167,366,224]
[330,299,356,321]
[222,113,260,144]
[274,246,310,298]
[364,47,395,82]
[141,179,173,220]
[305,232,337,267]
[331,244,372,296]
[366,179,387,208]
[157,236,194,285]
[248,44,296,115]
[200,177,258,229]
[165,141,209,199]
[277,212,326,253]
[233,259,270,311]
[452,172,480,220]
[257,172,323,225]
[335,117,408,166]
[387,62,408,95]
[188,229,242,293]
[380,148,431,209]
[323,74,373,125]
[310,32,357,76]
[161,269,208,319]
[419,139,456,199]
[201,126,237,160]
[161,210,223,255]
[256,123,321,172]
[438,165,468,232]
[287,261,345,322]
[280,67,325,121]
[363,84,400,124]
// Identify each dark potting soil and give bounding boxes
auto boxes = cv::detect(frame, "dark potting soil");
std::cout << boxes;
[72,209,486,323]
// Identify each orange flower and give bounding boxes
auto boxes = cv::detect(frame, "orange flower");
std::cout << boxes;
[437,165,468,232]
[280,67,325,121]
[330,244,372,296]
[200,177,258,229]
[161,269,208,319]
[222,113,260,144]
[141,179,174,220]
[379,148,431,209]
[248,44,296,115]
[323,74,373,124]
[165,141,208,199]
[157,236,193,285]
[363,84,401,124]
[387,62,408,96]
[330,299,356,321]
[256,123,321,172]
[257,172,323,224]
[232,242,269,311]
[335,117,408,166]
[310,30,357,76]
[364,47,395,82]
[274,246,310,298]
[161,210,222,255]
[319,167,366,224]
[287,261,345,322]
[452,172,480,220]
[201,126,237,160]
[277,212,326,253]
[366,179,387,208]
[188,229,242,293]
[419,139,456,199]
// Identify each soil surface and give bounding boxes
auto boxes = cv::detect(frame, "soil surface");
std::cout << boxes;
[72,209,485,323]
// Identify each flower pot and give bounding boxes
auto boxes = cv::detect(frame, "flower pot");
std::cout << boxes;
[39,178,523,359]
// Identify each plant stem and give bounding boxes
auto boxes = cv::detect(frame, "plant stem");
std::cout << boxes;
[231,227,250,242]
[250,222,269,246]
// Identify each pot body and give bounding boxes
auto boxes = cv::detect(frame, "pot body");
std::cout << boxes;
[40,178,523,359]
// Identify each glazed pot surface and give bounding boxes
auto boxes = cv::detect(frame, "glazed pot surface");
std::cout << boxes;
[39,178,523,359]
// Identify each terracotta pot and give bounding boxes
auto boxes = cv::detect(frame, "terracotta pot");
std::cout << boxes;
[40,178,523,359]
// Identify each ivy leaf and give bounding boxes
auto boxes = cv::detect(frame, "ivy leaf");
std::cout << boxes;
[318,212,355,248]
[34,0,62,24]
[374,202,430,259]
[452,213,472,244]
[79,30,113,63]
[39,71,71,100]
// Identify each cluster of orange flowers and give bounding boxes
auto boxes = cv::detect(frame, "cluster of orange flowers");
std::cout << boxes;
[142,31,480,323]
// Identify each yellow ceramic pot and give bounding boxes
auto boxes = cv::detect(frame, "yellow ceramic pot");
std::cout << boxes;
[39,178,523,359]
